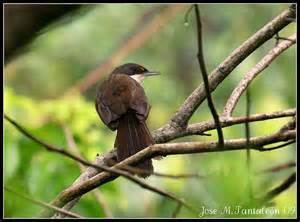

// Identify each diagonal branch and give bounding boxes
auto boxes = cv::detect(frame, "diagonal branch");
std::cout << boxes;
[260,172,296,203]
[223,33,296,117]
[51,151,115,219]
[194,4,224,147]
[4,186,83,218]
[57,124,113,218]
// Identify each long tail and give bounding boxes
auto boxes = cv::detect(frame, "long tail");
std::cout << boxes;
[114,112,154,178]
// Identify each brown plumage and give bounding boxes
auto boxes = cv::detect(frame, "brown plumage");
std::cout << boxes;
[95,63,157,178]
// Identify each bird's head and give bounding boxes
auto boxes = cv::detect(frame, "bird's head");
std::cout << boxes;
[111,63,160,84]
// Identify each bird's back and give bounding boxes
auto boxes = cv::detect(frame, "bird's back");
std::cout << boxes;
[95,74,150,130]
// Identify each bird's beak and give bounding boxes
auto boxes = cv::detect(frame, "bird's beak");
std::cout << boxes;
[143,71,160,77]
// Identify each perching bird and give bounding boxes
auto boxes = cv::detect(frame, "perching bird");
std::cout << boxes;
[95,63,159,177]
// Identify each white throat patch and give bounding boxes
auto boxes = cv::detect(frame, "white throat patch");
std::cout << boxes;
[130,74,145,84]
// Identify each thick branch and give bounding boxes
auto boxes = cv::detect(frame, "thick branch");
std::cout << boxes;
[42,129,295,217]
[223,33,296,117]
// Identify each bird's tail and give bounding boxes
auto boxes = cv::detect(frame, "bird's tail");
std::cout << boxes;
[114,111,154,178]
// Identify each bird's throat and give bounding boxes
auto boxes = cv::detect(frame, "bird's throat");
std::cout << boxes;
[130,74,145,84]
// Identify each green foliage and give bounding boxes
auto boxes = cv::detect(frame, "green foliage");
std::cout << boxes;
[4,4,296,218]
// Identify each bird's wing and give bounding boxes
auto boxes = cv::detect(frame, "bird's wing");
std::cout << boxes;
[129,79,151,120]
[95,78,121,130]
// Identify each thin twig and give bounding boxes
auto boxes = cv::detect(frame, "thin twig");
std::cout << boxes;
[275,36,295,42]
[260,172,296,203]
[245,89,251,144]
[194,4,224,147]
[245,88,252,199]
[275,33,280,46]
[262,140,295,151]
[4,186,82,218]
[259,161,295,174]
[172,202,182,218]
[183,4,194,25]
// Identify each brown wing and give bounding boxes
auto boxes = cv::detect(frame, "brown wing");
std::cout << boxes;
[95,74,150,130]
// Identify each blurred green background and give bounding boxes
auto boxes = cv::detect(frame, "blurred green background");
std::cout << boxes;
[4,4,296,218]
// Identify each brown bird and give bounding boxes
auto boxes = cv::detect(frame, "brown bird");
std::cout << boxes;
[95,63,160,177]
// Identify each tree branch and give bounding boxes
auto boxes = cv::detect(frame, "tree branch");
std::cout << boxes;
[54,124,113,218]
[172,202,182,218]
[223,33,296,117]
[4,186,83,218]
[51,151,115,219]
[245,88,253,198]
[41,129,295,217]
[168,108,296,141]
[260,172,296,203]
[261,140,295,151]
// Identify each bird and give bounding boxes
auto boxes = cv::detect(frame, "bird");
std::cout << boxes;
[95,63,160,178]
